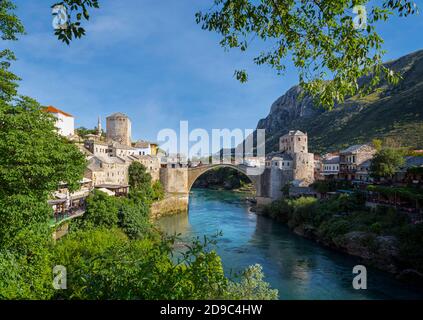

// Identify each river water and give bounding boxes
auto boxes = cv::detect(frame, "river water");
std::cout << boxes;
[156,189,423,300]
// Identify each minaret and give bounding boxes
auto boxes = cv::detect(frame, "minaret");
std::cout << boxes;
[97,116,102,137]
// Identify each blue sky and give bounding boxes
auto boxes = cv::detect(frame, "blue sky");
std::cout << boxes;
[8,0,423,142]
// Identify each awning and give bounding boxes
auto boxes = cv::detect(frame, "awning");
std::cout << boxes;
[97,188,115,196]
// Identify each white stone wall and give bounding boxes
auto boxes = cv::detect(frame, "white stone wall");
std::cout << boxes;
[54,113,74,137]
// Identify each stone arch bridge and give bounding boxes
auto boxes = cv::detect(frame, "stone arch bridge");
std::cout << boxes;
[158,164,272,213]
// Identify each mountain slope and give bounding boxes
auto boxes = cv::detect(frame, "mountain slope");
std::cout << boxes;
[257,49,423,154]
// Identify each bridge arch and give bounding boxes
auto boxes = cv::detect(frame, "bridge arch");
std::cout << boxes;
[187,164,260,194]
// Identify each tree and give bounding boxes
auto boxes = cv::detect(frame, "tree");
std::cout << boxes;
[0,97,87,198]
[52,228,278,300]
[151,180,165,201]
[80,190,120,228]
[372,138,383,152]
[118,199,152,239]
[370,148,405,179]
[129,162,152,190]
[196,0,418,108]
[1,0,24,101]
[225,264,278,300]
[51,0,100,44]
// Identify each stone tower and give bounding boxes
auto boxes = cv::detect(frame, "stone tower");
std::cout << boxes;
[279,130,314,185]
[279,130,309,155]
[106,112,132,146]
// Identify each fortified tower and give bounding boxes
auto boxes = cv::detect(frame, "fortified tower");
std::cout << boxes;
[279,130,314,185]
[279,130,309,155]
[106,112,132,146]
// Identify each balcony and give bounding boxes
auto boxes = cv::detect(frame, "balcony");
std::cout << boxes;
[50,206,86,226]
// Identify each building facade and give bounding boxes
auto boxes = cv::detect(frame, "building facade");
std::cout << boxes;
[339,144,376,181]
[44,106,75,137]
[280,130,315,185]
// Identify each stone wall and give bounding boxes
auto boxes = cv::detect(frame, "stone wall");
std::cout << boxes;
[160,167,189,193]
[293,152,315,185]
[150,194,189,219]
[106,115,132,146]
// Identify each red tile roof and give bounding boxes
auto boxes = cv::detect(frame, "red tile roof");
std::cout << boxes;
[43,106,74,117]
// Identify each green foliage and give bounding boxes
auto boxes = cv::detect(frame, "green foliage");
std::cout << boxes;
[398,223,423,272]
[0,94,86,299]
[0,224,55,299]
[152,180,165,201]
[311,180,353,193]
[129,162,152,190]
[80,190,120,228]
[52,228,277,300]
[225,264,278,300]
[0,49,20,101]
[0,97,86,197]
[264,193,423,273]
[75,126,99,138]
[0,0,25,41]
[196,0,418,109]
[118,198,152,240]
[372,138,383,152]
[52,0,100,44]
[0,194,52,247]
[193,167,252,190]
[370,148,406,179]
[367,185,423,202]
[76,189,154,240]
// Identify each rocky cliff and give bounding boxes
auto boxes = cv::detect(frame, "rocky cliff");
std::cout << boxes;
[256,49,423,154]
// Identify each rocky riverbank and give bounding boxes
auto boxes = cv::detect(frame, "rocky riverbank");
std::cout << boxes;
[258,196,423,286]
[151,194,188,219]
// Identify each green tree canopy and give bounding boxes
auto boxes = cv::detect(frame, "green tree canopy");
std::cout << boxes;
[370,147,405,179]
[0,97,87,198]
[196,0,418,108]
[129,162,152,190]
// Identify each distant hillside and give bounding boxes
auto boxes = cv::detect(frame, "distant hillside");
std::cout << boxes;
[256,49,423,154]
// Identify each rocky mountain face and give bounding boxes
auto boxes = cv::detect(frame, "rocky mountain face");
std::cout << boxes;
[256,49,423,154]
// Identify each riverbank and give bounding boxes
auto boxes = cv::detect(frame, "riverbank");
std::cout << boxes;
[258,194,423,285]
[150,193,189,219]
[157,189,423,299]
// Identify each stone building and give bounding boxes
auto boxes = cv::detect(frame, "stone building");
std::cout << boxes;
[136,155,161,181]
[339,144,376,181]
[265,130,315,200]
[106,112,132,147]
[109,141,137,158]
[85,155,130,186]
[279,130,315,184]
[84,139,110,156]
[321,154,340,179]
[133,140,159,156]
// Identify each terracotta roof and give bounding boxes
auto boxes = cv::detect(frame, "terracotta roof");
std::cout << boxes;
[44,106,74,117]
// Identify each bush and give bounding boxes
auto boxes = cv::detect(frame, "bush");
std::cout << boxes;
[52,228,278,300]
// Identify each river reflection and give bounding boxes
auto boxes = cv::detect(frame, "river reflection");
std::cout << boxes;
[156,189,423,300]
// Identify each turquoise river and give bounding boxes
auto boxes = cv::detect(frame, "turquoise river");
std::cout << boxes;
[156,189,423,300]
